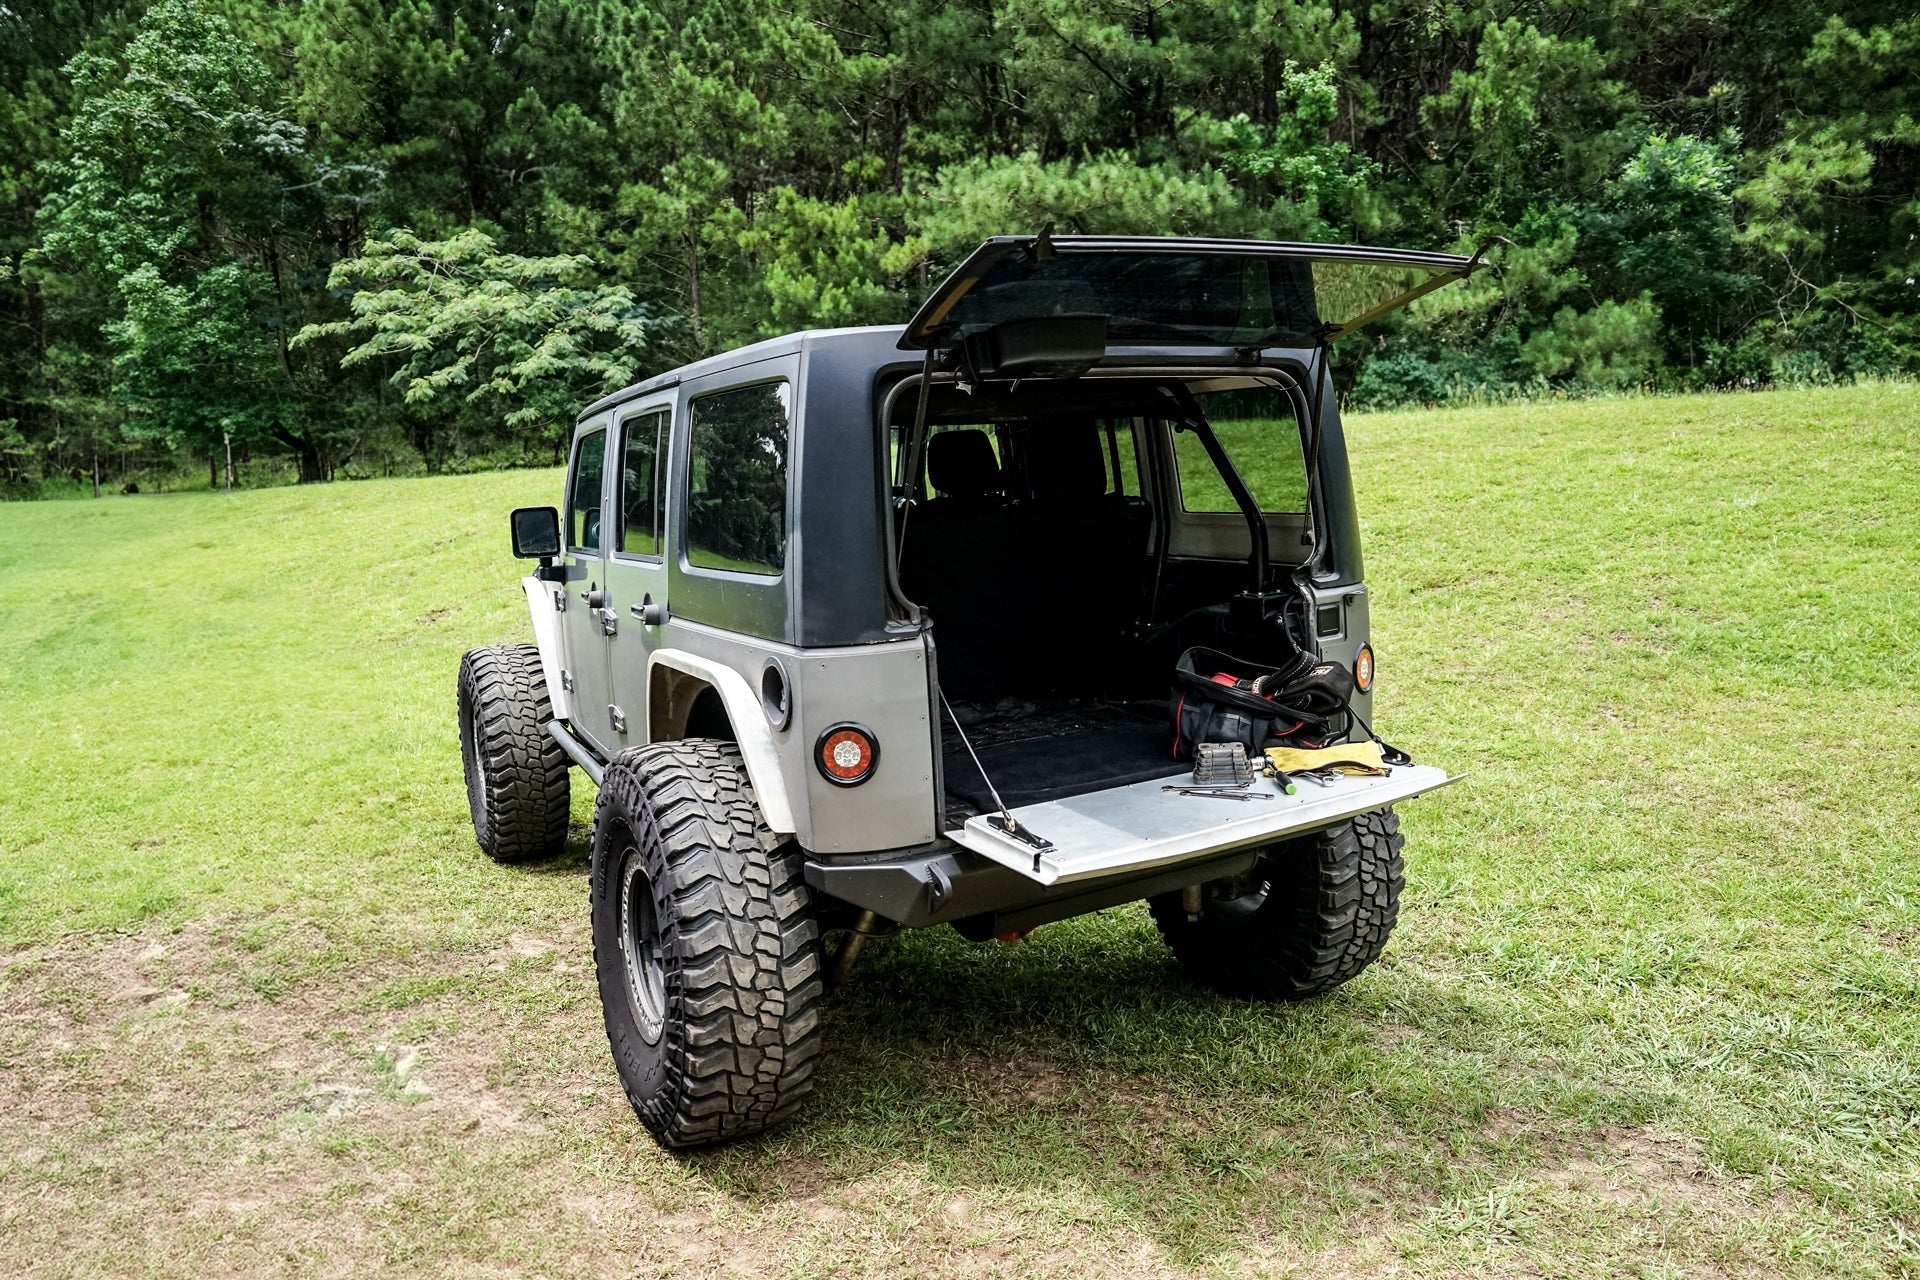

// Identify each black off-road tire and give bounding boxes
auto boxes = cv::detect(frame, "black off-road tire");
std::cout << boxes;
[1150,807,1405,1000]
[457,643,571,862]
[590,739,824,1148]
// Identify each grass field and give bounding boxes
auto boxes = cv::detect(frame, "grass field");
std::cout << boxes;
[3,383,1918,1278]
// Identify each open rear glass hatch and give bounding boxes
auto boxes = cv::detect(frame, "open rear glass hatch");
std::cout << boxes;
[900,234,1484,352]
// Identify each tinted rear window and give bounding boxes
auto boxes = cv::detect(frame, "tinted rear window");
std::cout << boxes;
[617,410,668,557]
[950,253,1319,347]
[686,381,790,576]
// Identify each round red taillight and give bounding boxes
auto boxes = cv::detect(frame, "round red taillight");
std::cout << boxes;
[815,723,879,785]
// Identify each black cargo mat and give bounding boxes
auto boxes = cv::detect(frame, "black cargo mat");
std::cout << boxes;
[941,702,1180,814]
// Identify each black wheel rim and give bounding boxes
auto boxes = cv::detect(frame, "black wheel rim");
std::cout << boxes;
[617,846,668,1045]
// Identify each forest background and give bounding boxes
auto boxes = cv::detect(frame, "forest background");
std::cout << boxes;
[1,0,1914,491]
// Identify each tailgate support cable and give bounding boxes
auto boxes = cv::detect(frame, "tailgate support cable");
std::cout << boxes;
[938,689,1054,872]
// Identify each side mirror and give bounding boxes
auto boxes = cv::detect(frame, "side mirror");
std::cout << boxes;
[510,506,562,559]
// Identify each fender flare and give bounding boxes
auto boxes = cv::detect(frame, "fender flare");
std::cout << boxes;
[520,575,571,723]
[646,649,798,835]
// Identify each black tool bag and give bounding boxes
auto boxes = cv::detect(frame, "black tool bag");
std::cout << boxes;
[1171,646,1356,759]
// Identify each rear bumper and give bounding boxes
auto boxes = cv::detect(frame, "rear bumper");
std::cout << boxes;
[804,843,1264,935]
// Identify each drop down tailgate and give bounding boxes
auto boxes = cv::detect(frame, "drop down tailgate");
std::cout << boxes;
[947,764,1458,886]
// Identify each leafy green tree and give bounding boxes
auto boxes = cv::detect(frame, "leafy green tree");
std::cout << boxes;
[1,0,143,485]
[1580,134,1753,362]
[1735,14,1919,372]
[36,0,346,480]
[1522,295,1665,388]
[294,228,660,466]
[1181,62,1382,239]
[5,0,1920,488]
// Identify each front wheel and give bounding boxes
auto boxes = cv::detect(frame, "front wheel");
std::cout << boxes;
[590,740,825,1148]
[1150,807,1405,1000]
[457,644,570,862]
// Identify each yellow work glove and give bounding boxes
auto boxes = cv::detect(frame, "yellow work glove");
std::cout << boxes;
[1263,741,1392,777]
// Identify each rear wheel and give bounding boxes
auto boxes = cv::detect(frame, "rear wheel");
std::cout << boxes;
[590,740,824,1148]
[457,644,570,862]
[1150,807,1405,1000]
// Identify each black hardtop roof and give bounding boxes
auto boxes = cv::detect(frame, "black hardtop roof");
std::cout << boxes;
[574,324,1328,424]
[576,325,903,422]
[577,236,1481,423]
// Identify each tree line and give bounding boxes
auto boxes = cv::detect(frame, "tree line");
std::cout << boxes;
[1,0,1914,493]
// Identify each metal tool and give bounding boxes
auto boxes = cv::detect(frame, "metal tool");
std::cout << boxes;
[1262,765,1299,795]
[1192,742,1255,787]
[1161,785,1273,801]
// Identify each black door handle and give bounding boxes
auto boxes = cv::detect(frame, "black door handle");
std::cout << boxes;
[580,587,607,608]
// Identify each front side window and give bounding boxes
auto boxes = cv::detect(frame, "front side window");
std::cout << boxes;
[1174,384,1308,514]
[686,381,790,575]
[617,410,668,557]
[568,428,607,551]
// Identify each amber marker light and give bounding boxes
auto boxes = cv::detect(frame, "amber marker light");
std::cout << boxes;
[815,723,879,785]
[1353,644,1375,693]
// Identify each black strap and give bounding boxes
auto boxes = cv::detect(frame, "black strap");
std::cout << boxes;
[1344,700,1412,766]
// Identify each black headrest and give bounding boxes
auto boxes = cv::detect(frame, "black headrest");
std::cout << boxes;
[927,429,1001,500]
[1026,421,1108,503]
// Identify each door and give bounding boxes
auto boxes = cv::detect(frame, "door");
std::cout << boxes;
[603,399,675,747]
[559,422,619,757]
[899,235,1484,352]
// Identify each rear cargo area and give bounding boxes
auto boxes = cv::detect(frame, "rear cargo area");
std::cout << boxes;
[939,701,1177,815]
[887,373,1453,885]
[892,380,1319,823]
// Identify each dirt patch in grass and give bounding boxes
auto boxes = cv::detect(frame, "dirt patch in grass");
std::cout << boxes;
[0,919,1222,1278]
[0,916,1834,1279]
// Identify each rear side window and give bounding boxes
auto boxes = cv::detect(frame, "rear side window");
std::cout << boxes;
[567,428,606,551]
[617,410,668,557]
[1174,384,1307,514]
[1102,419,1142,496]
[685,381,790,576]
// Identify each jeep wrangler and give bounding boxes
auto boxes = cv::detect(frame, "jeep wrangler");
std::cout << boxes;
[457,235,1483,1148]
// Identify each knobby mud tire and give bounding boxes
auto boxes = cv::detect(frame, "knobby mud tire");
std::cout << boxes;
[1150,807,1405,1000]
[457,643,571,863]
[589,739,824,1148]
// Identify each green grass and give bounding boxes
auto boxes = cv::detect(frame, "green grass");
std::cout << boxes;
[2,383,1918,1277]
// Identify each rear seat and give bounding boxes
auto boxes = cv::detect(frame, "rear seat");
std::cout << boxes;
[922,428,1002,516]
[901,430,1018,695]
[1018,420,1153,681]
[901,421,1153,699]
